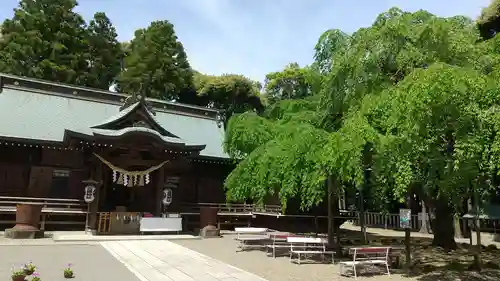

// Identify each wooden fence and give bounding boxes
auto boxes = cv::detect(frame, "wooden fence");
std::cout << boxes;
[350,211,500,234]
[350,211,422,231]
[180,202,282,215]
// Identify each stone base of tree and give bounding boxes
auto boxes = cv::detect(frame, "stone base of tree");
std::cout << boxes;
[4,228,44,239]
[200,225,220,238]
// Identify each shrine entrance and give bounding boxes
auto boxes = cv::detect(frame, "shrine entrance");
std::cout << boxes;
[96,152,167,214]
[64,94,206,234]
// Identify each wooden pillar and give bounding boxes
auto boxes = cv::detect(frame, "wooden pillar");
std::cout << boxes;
[88,160,102,231]
[155,167,165,216]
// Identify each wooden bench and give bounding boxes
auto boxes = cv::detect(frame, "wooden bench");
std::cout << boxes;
[235,227,269,251]
[287,236,334,264]
[340,247,391,278]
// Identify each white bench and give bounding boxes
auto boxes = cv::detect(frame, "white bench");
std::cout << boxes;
[235,227,269,251]
[265,232,294,258]
[287,236,334,264]
[340,247,391,278]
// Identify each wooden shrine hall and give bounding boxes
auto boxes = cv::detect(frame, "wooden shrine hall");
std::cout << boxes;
[0,73,236,235]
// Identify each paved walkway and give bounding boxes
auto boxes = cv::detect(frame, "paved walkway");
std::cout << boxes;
[101,240,268,281]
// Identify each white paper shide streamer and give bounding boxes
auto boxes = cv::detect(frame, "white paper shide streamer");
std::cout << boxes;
[93,153,168,187]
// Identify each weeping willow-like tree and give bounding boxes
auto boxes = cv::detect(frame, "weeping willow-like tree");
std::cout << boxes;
[224,7,500,251]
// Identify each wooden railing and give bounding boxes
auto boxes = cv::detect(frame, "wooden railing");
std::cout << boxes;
[0,196,87,214]
[0,196,87,229]
[180,203,282,215]
[350,211,421,231]
[350,211,500,234]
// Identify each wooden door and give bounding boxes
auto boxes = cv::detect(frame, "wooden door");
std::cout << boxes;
[27,166,54,197]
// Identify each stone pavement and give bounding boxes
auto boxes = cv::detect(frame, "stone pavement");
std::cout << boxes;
[0,244,141,281]
[53,232,199,242]
[101,240,268,281]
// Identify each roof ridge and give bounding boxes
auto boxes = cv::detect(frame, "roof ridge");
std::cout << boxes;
[0,72,220,117]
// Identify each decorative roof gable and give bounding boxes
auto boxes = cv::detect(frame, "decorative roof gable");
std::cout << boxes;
[91,94,178,138]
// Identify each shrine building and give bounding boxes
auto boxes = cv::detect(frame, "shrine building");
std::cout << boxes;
[0,73,235,234]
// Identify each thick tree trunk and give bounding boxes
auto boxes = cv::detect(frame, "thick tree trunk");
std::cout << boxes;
[327,175,341,254]
[431,198,457,250]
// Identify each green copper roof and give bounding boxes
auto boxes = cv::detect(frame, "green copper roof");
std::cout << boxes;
[0,87,227,158]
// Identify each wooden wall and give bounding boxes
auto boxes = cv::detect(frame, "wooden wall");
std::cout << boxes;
[0,145,88,199]
[191,161,233,203]
[0,144,233,205]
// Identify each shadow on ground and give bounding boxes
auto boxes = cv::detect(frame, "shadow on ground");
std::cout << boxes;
[337,229,500,281]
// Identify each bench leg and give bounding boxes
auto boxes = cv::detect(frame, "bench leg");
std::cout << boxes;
[40,214,46,231]
[297,253,301,265]
[386,262,390,275]
[353,264,357,279]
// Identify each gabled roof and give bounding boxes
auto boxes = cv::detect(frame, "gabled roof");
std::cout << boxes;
[90,100,178,138]
[0,73,228,158]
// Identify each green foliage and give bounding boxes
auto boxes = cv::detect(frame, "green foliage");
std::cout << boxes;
[478,0,500,39]
[86,12,123,89]
[313,29,350,74]
[196,73,264,123]
[117,20,193,100]
[223,7,500,221]
[0,0,90,84]
[263,63,322,103]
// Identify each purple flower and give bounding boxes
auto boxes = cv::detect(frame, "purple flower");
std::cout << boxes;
[32,272,40,277]
[67,263,72,267]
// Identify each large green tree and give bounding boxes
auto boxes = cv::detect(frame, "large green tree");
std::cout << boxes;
[195,72,264,125]
[85,12,123,90]
[263,63,321,104]
[117,20,193,100]
[224,7,500,251]
[0,0,89,84]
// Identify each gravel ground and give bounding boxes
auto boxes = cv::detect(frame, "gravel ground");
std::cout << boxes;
[174,234,500,281]
[0,244,141,281]
[174,235,405,281]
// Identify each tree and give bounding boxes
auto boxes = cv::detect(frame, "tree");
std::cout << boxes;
[196,72,264,125]
[85,12,123,90]
[117,20,193,100]
[263,63,321,104]
[365,64,499,250]
[312,29,350,74]
[224,7,499,251]
[0,0,90,84]
[478,0,500,40]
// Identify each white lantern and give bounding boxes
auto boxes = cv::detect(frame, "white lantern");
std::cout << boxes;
[162,188,173,206]
[84,185,96,203]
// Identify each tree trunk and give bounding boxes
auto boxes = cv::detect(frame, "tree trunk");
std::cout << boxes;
[419,200,428,233]
[327,175,341,254]
[431,198,457,250]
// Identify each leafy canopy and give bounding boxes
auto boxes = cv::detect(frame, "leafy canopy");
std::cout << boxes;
[223,7,500,215]
[0,0,90,84]
[117,20,193,100]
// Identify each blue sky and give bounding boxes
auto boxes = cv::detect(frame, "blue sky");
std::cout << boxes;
[0,0,492,83]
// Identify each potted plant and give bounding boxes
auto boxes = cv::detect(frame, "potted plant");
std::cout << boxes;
[11,267,26,281]
[32,272,41,281]
[63,263,74,279]
[23,261,36,275]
